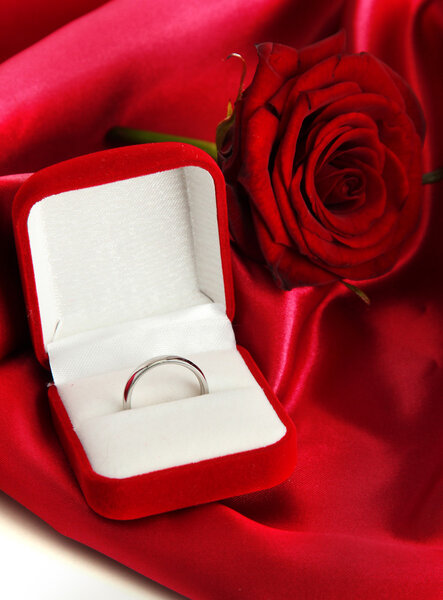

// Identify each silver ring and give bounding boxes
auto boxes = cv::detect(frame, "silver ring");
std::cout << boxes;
[123,355,209,410]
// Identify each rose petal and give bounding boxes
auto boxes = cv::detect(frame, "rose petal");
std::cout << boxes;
[376,59,425,141]
[225,183,264,262]
[301,121,388,235]
[268,52,406,121]
[275,85,364,190]
[316,166,366,209]
[320,170,422,281]
[298,30,346,71]
[241,35,347,139]
[330,145,383,171]
[257,31,346,85]
[296,144,421,277]
[237,106,291,245]
[316,92,418,166]
[251,219,338,287]
[320,171,397,247]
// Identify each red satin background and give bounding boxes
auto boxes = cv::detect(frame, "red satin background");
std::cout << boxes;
[0,1,442,598]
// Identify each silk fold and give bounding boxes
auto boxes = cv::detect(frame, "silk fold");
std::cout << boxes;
[0,1,442,598]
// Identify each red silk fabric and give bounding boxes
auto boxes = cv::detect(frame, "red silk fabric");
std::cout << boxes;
[0,1,442,598]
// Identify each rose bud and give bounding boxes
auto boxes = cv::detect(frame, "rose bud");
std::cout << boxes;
[218,32,425,289]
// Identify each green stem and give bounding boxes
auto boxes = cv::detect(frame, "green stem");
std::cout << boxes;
[341,281,371,305]
[107,127,218,161]
[422,168,443,184]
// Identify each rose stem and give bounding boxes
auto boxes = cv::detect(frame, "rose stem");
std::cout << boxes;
[422,168,443,184]
[106,127,218,160]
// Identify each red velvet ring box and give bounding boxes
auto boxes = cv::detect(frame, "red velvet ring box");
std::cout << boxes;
[13,143,297,520]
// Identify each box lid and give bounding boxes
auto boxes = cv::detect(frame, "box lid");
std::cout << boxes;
[13,143,235,369]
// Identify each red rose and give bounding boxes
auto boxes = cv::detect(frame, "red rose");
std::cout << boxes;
[218,32,425,288]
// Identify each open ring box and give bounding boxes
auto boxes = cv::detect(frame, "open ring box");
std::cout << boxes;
[13,143,297,519]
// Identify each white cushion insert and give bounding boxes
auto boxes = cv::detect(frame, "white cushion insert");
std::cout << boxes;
[48,303,234,384]
[57,348,286,478]
[49,306,287,479]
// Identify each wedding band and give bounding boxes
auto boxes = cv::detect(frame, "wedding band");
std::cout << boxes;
[123,355,209,410]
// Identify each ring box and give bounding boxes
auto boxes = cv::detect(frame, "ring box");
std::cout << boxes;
[13,143,297,519]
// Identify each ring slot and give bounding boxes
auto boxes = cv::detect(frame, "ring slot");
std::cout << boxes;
[123,355,209,410]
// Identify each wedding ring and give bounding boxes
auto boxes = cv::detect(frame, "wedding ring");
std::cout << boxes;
[123,355,209,410]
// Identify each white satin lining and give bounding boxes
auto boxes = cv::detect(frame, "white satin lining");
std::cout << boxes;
[48,303,234,384]
[56,347,286,478]
[27,166,225,348]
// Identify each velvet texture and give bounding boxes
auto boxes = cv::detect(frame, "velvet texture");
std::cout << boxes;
[0,1,442,599]
[47,347,296,520]
[13,144,296,519]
